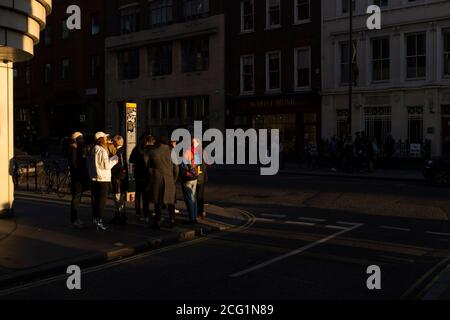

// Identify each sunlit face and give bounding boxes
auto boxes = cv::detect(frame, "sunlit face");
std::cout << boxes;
[192,138,200,148]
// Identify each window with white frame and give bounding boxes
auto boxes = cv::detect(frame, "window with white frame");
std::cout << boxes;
[241,55,255,94]
[241,0,254,32]
[266,0,280,29]
[149,0,173,28]
[340,41,357,84]
[295,47,311,88]
[444,29,450,77]
[406,33,426,79]
[372,37,390,82]
[266,51,281,91]
[295,0,310,23]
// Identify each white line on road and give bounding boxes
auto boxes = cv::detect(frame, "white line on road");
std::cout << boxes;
[254,218,275,223]
[298,217,326,223]
[260,214,287,219]
[426,231,450,237]
[285,221,316,227]
[229,223,363,278]
[380,226,411,232]
[336,221,361,226]
[324,225,348,230]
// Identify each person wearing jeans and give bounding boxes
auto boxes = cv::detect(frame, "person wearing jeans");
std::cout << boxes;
[182,180,198,223]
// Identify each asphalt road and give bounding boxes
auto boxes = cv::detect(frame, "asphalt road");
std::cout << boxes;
[1,172,449,300]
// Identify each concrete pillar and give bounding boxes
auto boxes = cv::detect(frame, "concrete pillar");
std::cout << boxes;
[0,61,14,216]
[0,0,52,217]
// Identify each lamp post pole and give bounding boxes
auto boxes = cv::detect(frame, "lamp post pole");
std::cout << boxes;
[348,0,353,138]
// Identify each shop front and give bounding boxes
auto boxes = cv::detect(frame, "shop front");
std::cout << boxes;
[230,95,321,160]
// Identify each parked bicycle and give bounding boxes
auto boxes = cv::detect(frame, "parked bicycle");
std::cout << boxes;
[39,159,71,198]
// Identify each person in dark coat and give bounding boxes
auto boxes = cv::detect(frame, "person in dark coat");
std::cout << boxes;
[130,135,154,221]
[68,132,89,228]
[111,135,128,225]
[144,139,179,229]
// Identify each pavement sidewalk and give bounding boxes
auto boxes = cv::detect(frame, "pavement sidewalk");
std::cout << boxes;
[212,163,424,181]
[0,191,247,288]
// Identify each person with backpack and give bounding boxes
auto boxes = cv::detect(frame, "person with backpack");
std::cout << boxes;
[180,147,199,224]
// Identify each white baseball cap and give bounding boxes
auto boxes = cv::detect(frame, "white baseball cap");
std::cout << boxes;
[94,132,109,140]
[71,132,83,140]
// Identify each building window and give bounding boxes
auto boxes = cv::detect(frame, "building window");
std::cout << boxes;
[44,63,52,84]
[148,43,172,76]
[266,0,280,29]
[120,6,139,34]
[149,0,173,28]
[182,37,209,73]
[295,47,311,88]
[408,106,424,144]
[91,13,100,35]
[90,55,100,80]
[61,59,70,80]
[183,0,209,20]
[62,19,69,40]
[342,0,355,14]
[266,51,281,91]
[241,0,254,32]
[406,33,426,79]
[295,0,310,23]
[340,41,357,84]
[364,106,392,146]
[444,29,450,77]
[44,25,52,46]
[372,37,390,82]
[117,49,140,80]
[240,55,254,94]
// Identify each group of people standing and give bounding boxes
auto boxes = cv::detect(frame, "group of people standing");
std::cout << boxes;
[68,131,208,231]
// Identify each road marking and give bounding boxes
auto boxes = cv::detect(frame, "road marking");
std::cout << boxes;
[298,217,326,223]
[324,225,348,230]
[380,226,411,232]
[260,214,287,219]
[336,221,361,226]
[285,221,316,227]
[254,218,275,223]
[426,231,450,237]
[229,223,363,278]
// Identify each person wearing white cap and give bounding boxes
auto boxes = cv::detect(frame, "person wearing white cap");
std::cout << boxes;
[68,132,89,229]
[88,132,119,231]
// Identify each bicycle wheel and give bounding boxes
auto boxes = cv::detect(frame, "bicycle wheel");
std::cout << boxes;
[56,174,70,198]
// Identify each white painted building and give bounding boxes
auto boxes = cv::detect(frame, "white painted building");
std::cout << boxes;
[321,0,450,157]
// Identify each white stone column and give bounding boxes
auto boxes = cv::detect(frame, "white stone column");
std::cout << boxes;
[0,61,14,216]
[0,0,52,217]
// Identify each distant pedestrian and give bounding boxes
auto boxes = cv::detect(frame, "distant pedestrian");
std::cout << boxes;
[144,137,179,229]
[68,132,89,229]
[180,148,199,224]
[192,138,208,219]
[110,135,128,225]
[88,132,118,231]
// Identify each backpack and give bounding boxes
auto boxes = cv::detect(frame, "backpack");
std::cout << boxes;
[180,162,198,182]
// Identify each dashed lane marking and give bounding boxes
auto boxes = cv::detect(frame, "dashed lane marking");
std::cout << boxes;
[285,221,316,227]
[298,217,326,223]
[380,226,411,232]
[426,231,450,237]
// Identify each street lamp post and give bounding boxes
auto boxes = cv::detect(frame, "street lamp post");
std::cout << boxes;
[0,0,52,217]
[348,0,353,138]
